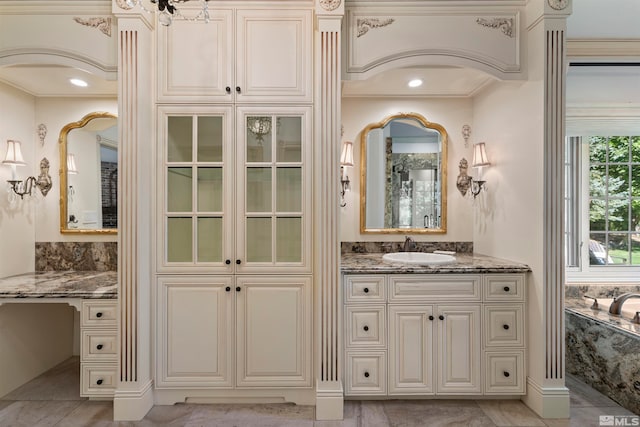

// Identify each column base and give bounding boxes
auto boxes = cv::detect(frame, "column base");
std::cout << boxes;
[316,380,344,420]
[522,377,570,419]
[113,380,154,421]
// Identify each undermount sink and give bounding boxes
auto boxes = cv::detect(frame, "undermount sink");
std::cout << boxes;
[382,252,456,265]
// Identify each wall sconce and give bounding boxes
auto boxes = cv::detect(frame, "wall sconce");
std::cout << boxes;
[67,153,78,174]
[2,139,52,199]
[456,142,491,199]
[340,140,354,207]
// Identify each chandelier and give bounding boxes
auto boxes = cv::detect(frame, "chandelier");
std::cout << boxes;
[247,117,272,144]
[125,0,211,26]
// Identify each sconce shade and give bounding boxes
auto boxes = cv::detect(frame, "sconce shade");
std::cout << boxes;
[340,141,354,167]
[67,153,78,174]
[2,140,26,165]
[472,142,490,167]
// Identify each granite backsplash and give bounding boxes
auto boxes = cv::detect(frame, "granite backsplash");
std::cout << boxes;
[341,241,473,254]
[35,242,117,271]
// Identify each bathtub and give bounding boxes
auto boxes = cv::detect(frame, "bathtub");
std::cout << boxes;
[565,284,640,415]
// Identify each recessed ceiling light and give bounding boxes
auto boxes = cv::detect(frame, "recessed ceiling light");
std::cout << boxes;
[69,78,88,87]
[408,79,423,88]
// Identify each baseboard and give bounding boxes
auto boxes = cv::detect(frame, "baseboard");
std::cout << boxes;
[113,380,154,421]
[316,381,344,421]
[521,377,570,419]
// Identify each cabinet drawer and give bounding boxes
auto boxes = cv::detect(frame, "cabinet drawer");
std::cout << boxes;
[345,351,386,396]
[82,330,118,361]
[485,351,525,394]
[484,305,524,347]
[82,300,117,327]
[484,275,525,302]
[344,275,386,303]
[345,305,386,348]
[81,363,117,397]
[389,275,481,302]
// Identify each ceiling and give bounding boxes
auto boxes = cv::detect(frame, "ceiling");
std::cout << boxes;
[0,1,637,99]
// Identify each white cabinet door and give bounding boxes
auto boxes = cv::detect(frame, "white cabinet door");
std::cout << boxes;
[388,305,434,395]
[436,305,481,394]
[235,276,311,387]
[156,276,234,387]
[235,9,312,103]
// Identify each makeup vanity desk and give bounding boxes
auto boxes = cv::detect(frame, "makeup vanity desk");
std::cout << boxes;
[0,271,117,398]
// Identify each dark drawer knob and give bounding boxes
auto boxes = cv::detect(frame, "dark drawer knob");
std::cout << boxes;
[236,259,241,265]
[96,344,103,350]
[225,259,231,265]
[363,325,369,331]
[236,86,241,93]
[225,86,231,94]
[225,286,231,292]
[439,315,444,321]
[96,379,103,385]
[364,371,370,378]
[363,287,369,293]
[428,315,434,321]
[96,312,103,318]
[503,371,510,378]
[503,324,510,330]
[236,286,241,292]
[503,286,510,292]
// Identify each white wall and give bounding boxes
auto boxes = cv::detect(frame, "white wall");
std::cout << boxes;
[340,97,474,243]
[0,81,36,277]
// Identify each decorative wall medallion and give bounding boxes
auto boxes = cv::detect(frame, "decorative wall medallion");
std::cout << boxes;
[115,0,133,10]
[37,124,47,146]
[357,18,395,38]
[548,0,569,10]
[476,17,514,38]
[73,17,112,37]
[319,0,341,12]
[462,124,471,148]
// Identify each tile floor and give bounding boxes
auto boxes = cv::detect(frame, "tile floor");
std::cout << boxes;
[0,357,636,426]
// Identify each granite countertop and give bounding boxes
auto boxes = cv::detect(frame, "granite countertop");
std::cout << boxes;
[341,252,531,274]
[565,298,640,336]
[0,271,117,299]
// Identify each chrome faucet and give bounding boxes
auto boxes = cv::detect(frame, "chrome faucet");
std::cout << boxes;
[608,293,640,315]
[403,236,416,252]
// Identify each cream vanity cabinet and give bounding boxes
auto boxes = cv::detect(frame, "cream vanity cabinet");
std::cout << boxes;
[157,8,312,103]
[80,300,118,398]
[155,105,312,394]
[343,273,526,397]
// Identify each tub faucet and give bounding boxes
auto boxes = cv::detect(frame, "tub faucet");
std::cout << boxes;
[608,293,640,315]
[403,236,416,252]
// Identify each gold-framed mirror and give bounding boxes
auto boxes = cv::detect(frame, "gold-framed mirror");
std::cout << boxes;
[360,112,447,234]
[59,112,118,234]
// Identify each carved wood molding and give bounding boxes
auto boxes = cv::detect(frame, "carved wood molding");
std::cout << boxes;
[115,0,133,11]
[73,17,112,37]
[476,17,514,38]
[357,18,395,38]
[319,0,341,12]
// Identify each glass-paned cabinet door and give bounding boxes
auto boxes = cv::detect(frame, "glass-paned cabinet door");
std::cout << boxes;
[236,106,312,273]
[158,106,234,272]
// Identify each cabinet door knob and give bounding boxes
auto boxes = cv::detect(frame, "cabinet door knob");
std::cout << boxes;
[236,86,241,93]
[236,259,241,265]
[96,344,103,350]
[364,371,370,378]
[236,286,241,292]
[439,315,444,321]
[96,312,103,318]
[225,286,231,292]
[503,371,510,378]
[225,86,231,94]
[96,379,103,385]
[503,286,510,292]
[225,259,231,265]
[363,325,369,331]
[363,287,369,293]
[428,315,434,321]
[503,324,510,330]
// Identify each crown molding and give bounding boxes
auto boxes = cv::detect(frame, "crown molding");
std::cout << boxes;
[568,39,640,59]
[0,1,111,15]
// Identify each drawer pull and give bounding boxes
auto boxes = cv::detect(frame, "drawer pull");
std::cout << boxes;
[503,371,510,378]
[225,86,231,94]
[428,315,434,321]
[236,286,241,292]
[363,287,369,293]
[439,315,444,321]
[364,371,370,378]
[96,312,103,318]
[225,286,231,292]
[96,379,104,385]
[503,286,510,292]
[236,259,241,265]
[503,324,510,330]
[363,325,369,332]
[96,344,103,350]
[236,86,241,93]
[225,259,231,265]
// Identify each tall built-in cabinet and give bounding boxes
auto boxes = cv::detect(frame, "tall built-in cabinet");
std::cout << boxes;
[154,6,314,404]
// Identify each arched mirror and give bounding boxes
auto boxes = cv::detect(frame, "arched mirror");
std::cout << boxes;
[360,112,447,234]
[59,112,118,234]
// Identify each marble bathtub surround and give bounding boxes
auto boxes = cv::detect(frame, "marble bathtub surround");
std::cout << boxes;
[565,309,640,415]
[341,241,473,254]
[565,298,640,336]
[565,283,640,300]
[0,271,117,299]
[35,242,117,271]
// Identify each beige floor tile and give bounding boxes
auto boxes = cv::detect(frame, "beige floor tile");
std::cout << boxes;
[566,375,622,408]
[181,403,316,427]
[476,400,546,427]
[1,356,82,401]
[542,405,638,427]
[382,400,497,427]
[0,400,83,427]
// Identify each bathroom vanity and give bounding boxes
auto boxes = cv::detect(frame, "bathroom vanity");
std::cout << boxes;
[0,271,117,398]
[341,252,530,398]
